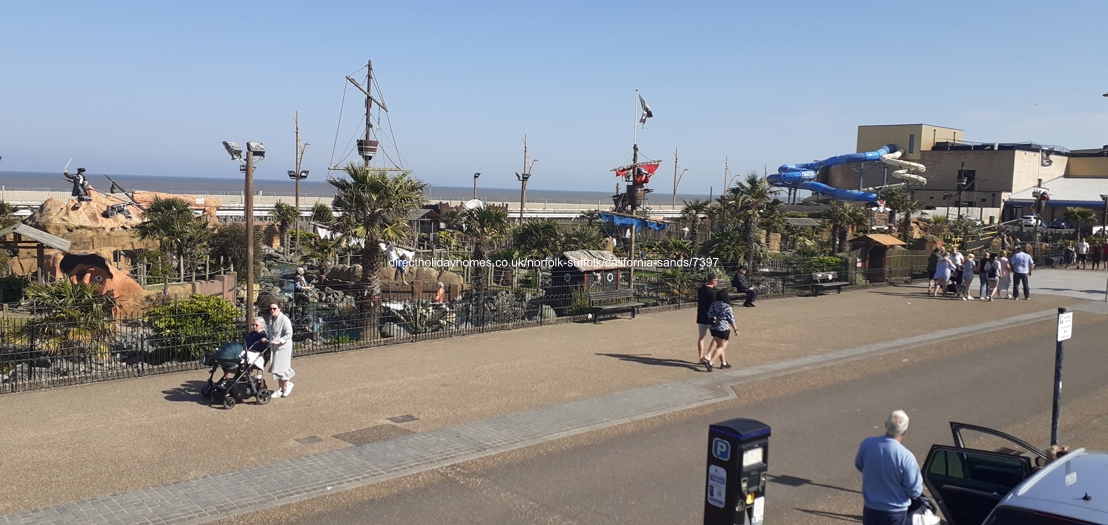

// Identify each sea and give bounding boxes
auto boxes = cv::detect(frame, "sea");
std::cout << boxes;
[0,171,714,205]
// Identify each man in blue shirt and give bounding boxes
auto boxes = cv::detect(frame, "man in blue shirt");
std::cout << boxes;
[1009,245,1034,300]
[855,410,923,525]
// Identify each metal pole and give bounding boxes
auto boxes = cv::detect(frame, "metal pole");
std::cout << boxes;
[245,150,255,327]
[1050,307,1068,446]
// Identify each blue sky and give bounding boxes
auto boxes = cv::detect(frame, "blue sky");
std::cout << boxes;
[2,0,1106,194]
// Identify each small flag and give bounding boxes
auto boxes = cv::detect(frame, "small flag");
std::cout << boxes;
[1041,149,1053,167]
[638,93,653,126]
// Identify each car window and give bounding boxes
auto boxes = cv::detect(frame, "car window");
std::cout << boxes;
[984,506,1099,525]
[951,422,1046,461]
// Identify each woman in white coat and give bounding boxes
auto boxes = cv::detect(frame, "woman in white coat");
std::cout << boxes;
[265,302,296,398]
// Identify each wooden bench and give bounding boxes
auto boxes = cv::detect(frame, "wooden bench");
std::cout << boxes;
[811,271,848,296]
[588,288,644,323]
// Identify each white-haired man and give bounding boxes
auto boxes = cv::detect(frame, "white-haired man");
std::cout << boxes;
[855,410,923,525]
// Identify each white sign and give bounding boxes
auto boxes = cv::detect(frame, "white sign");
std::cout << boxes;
[1057,312,1073,342]
[707,465,727,508]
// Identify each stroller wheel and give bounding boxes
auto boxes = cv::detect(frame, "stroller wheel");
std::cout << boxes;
[257,390,273,405]
[222,396,237,410]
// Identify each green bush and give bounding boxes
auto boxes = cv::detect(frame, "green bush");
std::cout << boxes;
[802,256,845,272]
[144,295,241,361]
[0,274,30,303]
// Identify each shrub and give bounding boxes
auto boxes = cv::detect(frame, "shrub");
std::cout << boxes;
[144,295,241,361]
[0,274,30,303]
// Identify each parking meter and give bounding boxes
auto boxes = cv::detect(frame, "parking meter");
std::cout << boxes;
[704,418,770,525]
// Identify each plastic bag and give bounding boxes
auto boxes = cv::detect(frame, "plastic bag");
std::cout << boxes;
[909,507,940,525]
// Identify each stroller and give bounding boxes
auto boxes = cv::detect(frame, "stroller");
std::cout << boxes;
[200,340,272,409]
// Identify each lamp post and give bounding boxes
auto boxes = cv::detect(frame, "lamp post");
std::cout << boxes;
[288,113,309,252]
[515,135,537,225]
[223,140,265,326]
[472,172,480,200]
[956,162,968,221]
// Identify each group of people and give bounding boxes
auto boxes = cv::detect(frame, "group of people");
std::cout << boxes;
[694,269,757,372]
[242,301,298,398]
[926,245,1035,301]
[1059,238,1108,269]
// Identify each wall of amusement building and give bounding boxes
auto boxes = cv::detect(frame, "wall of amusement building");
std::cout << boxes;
[856,124,962,162]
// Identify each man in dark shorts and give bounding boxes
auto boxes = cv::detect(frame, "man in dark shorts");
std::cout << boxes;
[695,273,718,361]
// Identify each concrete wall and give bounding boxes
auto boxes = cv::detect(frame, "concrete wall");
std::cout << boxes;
[1067,156,1108,177]
[857,124,962,161]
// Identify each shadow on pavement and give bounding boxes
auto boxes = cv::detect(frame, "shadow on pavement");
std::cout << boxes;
[163,380,213,404]
[793,508,862,523]
[595,353,702,371]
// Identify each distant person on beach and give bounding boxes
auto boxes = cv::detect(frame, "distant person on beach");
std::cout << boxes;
[63,167,93,204]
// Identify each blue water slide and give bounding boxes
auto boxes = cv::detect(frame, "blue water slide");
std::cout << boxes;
[767,144,897,203]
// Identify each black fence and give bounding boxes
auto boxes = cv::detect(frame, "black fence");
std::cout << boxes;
[0,255,935,394]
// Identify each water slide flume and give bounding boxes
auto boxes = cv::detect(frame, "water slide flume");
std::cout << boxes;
[768,144,927,203]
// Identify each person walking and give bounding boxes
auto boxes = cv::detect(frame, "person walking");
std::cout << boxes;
[960,253,976,300]
[997,250,1012,299]
[729,265,758,307]
[855,410,923,525]
[1092,244,1102,270]
[1010,246,1034,300]
[695,273,718,361]
[702,289,737,371]
[984,252,1000,301]
[1077,238,1090,269]
[977,251,990,299]
[1063,242,1076,268]
[925,247,941,296]
[933,249,954,298]
[265,302,296,398]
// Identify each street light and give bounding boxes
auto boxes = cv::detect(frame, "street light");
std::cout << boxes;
[515,136,537,224]
[472,172,480,200]
[223,140,264,326]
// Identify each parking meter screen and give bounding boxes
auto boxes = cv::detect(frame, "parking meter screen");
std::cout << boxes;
[742,446,764,468]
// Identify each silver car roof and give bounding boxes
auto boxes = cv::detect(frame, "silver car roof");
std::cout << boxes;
[995,449,1108,520]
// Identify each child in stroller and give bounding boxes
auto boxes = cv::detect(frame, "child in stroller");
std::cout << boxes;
[200,330,272,409]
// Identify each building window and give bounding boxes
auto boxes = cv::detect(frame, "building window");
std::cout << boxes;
[908,134,915,154]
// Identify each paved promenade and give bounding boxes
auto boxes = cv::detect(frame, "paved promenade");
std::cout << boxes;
[1,269,1104,524]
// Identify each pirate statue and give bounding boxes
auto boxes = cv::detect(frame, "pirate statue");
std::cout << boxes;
[63,167,94,204]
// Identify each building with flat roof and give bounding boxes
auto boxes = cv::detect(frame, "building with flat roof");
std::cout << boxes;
[826,124,1108,226]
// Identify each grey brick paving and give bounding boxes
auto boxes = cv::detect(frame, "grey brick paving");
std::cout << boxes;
[0,307,1062,525]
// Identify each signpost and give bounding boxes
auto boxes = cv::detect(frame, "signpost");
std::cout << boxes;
[1051,307,1072,446]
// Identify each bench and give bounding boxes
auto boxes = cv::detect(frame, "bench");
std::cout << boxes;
[811,272,848,297]
[588,288,644,323]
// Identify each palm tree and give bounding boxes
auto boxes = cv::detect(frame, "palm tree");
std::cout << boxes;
[135,197,211,281]
[822,202,868,253]
[578,209,601,227]
[514,220,561,259]
[726,172,782,267]
[1064,208,1097,239]
[883,188,922,243]
[310,201,334,225]
[328,164,427,311]
[561,225,606,252]
[680,199,710,246]
[269,201,300,252]
[20,280,118,359]
[460,206,512,293]
[302,234,343,281]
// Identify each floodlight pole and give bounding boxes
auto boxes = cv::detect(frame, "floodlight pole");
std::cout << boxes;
[244,150,255,327]
[473,172,480,200]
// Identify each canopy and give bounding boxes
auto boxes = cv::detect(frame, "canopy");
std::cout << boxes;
[598,212,669,231]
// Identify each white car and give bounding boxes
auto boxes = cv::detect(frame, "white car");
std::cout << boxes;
[1020,216,1041,227]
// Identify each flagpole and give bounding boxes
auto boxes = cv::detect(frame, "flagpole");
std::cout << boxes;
[633,89,639,149]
